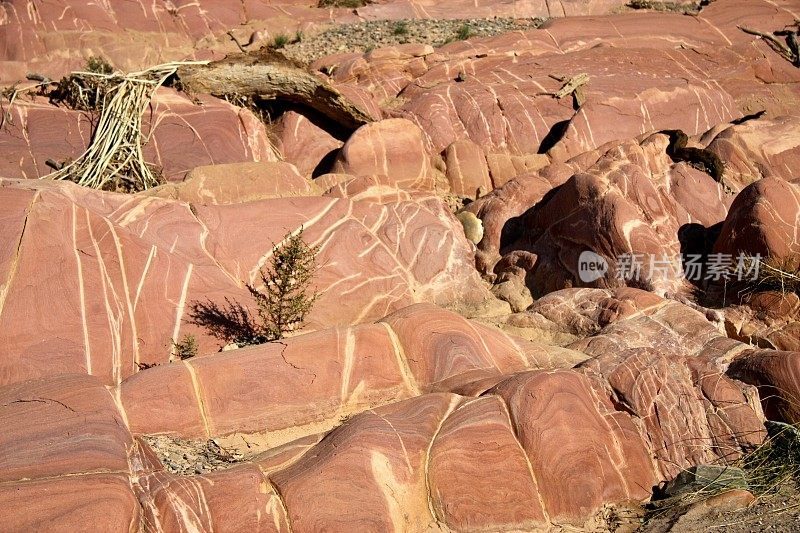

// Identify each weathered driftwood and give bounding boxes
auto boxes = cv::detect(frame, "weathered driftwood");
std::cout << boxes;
[178,59,374,132]
[739,25,800,67]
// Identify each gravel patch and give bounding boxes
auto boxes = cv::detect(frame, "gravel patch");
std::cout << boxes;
[143,435,246,476]
[280,17,545,63]
[623,0,705,14]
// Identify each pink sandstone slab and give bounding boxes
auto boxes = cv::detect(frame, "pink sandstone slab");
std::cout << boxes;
[0,91,277,182]
[120,303,571,440]
[146,161,321,204]
[0,179,493,387]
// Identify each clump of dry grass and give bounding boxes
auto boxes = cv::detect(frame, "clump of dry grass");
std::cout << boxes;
[51,56,115,111]
[224,93,272,124]
[729,255,800,303]
[749,257,800,295]
[645,421,800,525]
[740,422,800,495]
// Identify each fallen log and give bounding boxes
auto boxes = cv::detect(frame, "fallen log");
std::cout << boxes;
[177,56,374,134]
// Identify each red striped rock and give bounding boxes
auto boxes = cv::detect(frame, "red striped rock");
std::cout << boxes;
[0,297,770,532]
[378,304,537,391]
[705,115,800,191]
[713,177,800,261]
[147,161,320,204]
[0,0,358,83]
[495,288,767,476]
[0,374,131,482]
[0,373,140,531]
[3,1,799,530]
[330,118,438,190]
[120,303,575,440]
[0,179,493,387]
[466,170,564,273]
[138,465,290,533]
[443,139,493,198]
[427,395,547,530]
[271,392,457,531]
[728,349,800,423]
[492,370,657,523]
[0,92,277,182]
[493,287,753,369]
[314,1,800,191]
[488,133,729,296]
[0,474,140,532]
[320,173,419,203]
[581,348,765,478]
[273,111,343,178]
[724,291,800,352]
[140,365,762,531]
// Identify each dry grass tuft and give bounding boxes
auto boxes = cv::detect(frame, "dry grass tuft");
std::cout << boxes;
[750,257,800,295]
[645,421,800,526]
[317,0,372,7]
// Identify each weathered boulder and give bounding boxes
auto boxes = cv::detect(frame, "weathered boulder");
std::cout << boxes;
[723,291,800,352]
[443,139,493,198]
[120,303,580,440]
[728,349,800,423]
[713,177,800,261]
[0,0,361,83]
[704,115,800,191]
[320,173,418,204]
[0,374,141,531]
[273,111,343,177]
[331,118,438,190]
[0,293,771,532]
[485,133,729,297]
[328,3,800,164]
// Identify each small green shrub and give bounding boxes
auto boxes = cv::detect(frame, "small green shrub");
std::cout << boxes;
[247,228,319,341]
[272,33,290,49]
[190,228,319,345]
[456,24,473,40]
[393,20,409,36]
[172,334,198,360]
[85,56,114,75]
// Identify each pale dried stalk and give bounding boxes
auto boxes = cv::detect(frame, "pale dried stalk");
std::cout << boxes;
[45,61,208,192]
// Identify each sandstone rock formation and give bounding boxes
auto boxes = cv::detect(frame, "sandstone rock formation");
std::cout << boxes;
[1,91,277,182]
[0,178,493,387]
[714,177,800,261]
[0,290,773,532]
[3,0,800,531]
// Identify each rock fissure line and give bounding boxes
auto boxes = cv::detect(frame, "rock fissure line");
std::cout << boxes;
[184,360,212,438]
[423,395,460,527]
[0,190,38,321]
